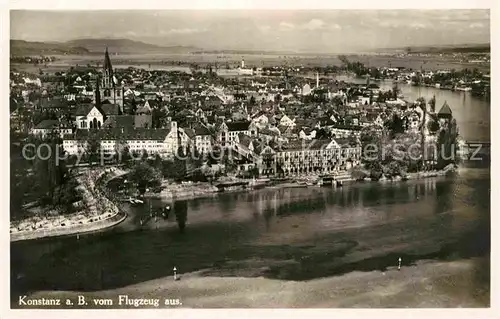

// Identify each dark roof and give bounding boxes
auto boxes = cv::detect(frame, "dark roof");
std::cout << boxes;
[34,119,59,129]
[308,139,333,150]
[365,112,379,122]
[184,128,196,138]
[260,127,280,136]
[103,115,135,129]
[277,124,293,135]
[331,124,362,131]
[194,125,211,136]
[438,101,452,117]
[227,121,251,132]
[318,116,336,126]
[334,138,360,148]
[237,133,253,148]
[64,127,170,141]
[75,103,95,116]
[100,104,121,116]
[43,98,68,109]
[145,99,159,108]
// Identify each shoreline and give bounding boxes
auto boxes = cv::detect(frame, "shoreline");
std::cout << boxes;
[13,257,488,308]
[142,167,456,202]
[10,168,127,242]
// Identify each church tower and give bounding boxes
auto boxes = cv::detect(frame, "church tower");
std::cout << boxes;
[95,47,124,113]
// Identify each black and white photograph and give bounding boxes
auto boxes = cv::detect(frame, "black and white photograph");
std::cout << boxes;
[5,1,496,315]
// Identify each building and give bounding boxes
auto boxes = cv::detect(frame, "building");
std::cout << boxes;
[437,101,453,120]
[330,125,362,138]
[31,119,73,138]
[74,103,121,129]
[62,120,191,158]
[218,121,259,146]
[192,125,213,154]
[301,83,312,96]
[94,48,125,112]
[270,138,361,176]
[135,100,153,128]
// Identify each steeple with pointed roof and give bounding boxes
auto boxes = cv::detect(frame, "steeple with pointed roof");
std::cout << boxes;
[102,47,114,88]
[95,78,101,106]
[103,47,113,74]
[437,101,452,119]
[94,47,124,113]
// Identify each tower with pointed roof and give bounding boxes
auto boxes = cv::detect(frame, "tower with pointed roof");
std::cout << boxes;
[437,101,452,119]
[437,100,453,130]
[94,47,124,113]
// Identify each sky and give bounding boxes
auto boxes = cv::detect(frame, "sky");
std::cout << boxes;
[10,10,490,53]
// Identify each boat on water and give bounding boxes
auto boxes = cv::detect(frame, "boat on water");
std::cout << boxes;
[127,197,144,205]
[318,175,334,187]
[248,178,270,190]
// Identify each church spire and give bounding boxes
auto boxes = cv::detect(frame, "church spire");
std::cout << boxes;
[95,77,101,106]
[104,47,113,74]
[102,47,114,88]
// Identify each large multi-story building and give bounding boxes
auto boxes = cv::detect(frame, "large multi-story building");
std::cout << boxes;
[230,134,362,176]
[273,138,361,176]
[62,120,192,158]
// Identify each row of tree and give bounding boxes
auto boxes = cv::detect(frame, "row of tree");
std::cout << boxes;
[11,134,81,220]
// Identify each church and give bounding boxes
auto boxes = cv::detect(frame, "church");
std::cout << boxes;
[94,47,125,113]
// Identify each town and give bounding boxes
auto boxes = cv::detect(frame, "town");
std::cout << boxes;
[9,9,491,310]
[10,47,470,206]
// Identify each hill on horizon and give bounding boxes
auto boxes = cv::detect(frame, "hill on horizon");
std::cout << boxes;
[377,43,490,54]
[11,38,202,56]
[10,40,90,55]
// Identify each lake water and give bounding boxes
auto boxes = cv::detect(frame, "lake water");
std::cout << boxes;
[335,76,490,141]
[11,168,490,296]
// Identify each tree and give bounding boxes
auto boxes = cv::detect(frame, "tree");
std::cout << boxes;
[12,134,79,219]
[86,136,101,165]
[152,107,168,128]
[392,82,400,100]
[416,97,426,107]
[161,148,187,181]
[360,126,383,171]
[350,168,368,181]
[152,154,163,170]
[221,148,237,174]
[186,147,203,180]
[249,166,260,178]
[384,113,405,138]
[315,128,330,139]
[128,162,162,195]
[427,119,440,133]
[141,149,149,161]
[428,95,436,113]
[274,94,282,103]
[173,200,188,233]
